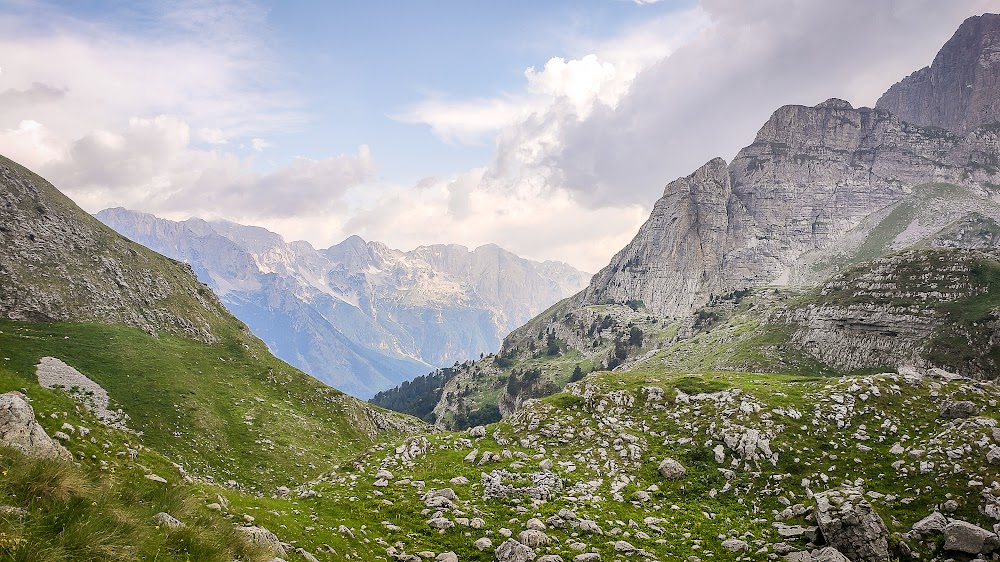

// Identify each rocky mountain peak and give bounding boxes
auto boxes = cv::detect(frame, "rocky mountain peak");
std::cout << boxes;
[877,13,1000,135]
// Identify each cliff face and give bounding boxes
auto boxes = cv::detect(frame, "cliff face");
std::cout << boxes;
[581,98,1000,317]
[877,13,1000,136]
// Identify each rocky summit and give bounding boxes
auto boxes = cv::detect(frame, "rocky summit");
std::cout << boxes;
[4,10,1000,562]
[878,13,1000,136]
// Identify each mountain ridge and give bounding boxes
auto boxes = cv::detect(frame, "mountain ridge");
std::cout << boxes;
[96,207,590,397]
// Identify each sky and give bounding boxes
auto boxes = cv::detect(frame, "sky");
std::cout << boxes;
[0,0,998,272]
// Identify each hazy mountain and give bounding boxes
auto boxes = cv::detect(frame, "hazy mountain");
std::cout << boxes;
[96,208,590,398]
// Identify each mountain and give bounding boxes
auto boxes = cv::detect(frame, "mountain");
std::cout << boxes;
[0,152,421,487]
[0,151,429,559]
[376,13,1000,431]
[96,209,590,398]
[580,98,1000,317]
[0,157,232,343]
[7,14,1000,562]
[877,13,1000,135]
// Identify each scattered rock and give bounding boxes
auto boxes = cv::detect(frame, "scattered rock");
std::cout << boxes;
[911,512,947,535]
[495,538,536,562]
[721,538,748,553]
[811,547,850,562]
[943,520,1000,554]
[236,526,286,557]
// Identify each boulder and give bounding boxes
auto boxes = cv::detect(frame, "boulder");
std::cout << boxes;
[943,520,1000,554]
[811,547,850,562]
[910,512,947,535]
[721,538,748,552]
[0,392,72,460]
[152,512,184,530]
[657,457,685,479]
[517,529,551,547]
[940,400,979,419]
[814,488,891,562]
[495,538,536,562]
[236,526,286,557]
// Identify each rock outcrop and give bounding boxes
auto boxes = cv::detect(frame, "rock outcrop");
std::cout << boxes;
[877,14,1000,135]
[0,391,71,460]
[813,488,891,562]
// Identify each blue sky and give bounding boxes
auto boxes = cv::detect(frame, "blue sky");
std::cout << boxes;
[0,0,996,270]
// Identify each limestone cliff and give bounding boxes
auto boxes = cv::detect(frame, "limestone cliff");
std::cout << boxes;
[581,99,1000,317]
[877,13,1000,135]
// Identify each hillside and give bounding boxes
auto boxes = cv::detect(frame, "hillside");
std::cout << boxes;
[97,209,590,397]
[0,155,425,560]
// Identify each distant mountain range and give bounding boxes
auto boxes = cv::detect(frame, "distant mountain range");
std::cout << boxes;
[96,208,590,398]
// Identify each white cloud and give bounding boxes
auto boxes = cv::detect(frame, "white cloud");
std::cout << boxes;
[250,137,272,152]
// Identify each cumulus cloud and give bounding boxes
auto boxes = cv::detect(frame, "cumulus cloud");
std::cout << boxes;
[32,114,375,220]
[0,2,376,225]
[501,0,1000,207]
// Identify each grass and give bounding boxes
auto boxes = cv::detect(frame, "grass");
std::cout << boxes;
[0,320,420,493]
[0,446,272,562]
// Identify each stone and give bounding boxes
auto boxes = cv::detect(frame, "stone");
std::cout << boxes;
[537,556,564,562]
[657,457,686,479]
[470,425,486,438]
[152,512,184,530]
[0,392,71,460]
[296,548,321,562]
[436,552,458,562]
[943,520,1000,554]
[518,529,551,547]
[495,538,536,562]
[573,555,600,562]
[474,537,493,551]
[613,541,635,552]
[236,526,286,557]
[814,488,891,562]
[940,400,980,419]
[526,518,546,531]
[428,517,454,530]
[911,512,948,535]
[988,447,1000,465]
[811,547,850,562]
[721,539,748,553]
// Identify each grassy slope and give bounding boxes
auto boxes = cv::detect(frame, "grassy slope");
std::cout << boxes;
[0,320,421,493]
[250,368,1000,561]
